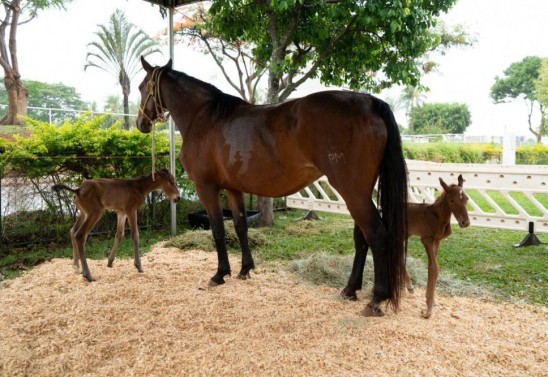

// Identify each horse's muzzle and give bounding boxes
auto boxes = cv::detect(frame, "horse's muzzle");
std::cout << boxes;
[459,218,471,228]
[136,117,152,134]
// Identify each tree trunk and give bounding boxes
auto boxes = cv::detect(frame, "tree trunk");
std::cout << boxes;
[0,74,28,125]
[122,81,130,130]
[258,196,274,227]
[123,92,130,130]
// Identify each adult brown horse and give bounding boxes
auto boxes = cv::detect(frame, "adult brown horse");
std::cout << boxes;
[136,57,408,316]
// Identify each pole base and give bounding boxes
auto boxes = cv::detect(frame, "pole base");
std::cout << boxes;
[514,232,543,248]
[302,210,320,221]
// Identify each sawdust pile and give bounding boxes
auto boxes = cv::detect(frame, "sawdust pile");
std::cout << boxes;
[1,247,546,376]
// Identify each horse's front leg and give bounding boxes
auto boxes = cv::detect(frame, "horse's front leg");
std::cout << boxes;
[227,190,255,279]
[341,223,369,301]
[421,237,439,319]
[196,185,231,286]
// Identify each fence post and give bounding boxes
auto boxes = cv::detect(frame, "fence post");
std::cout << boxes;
[502,132,516,165]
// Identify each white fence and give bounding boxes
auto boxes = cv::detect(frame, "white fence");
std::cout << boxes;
[286,160,548,234]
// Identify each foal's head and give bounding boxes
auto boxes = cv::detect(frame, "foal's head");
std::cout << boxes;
[155,168,180,203]
[136,56,172,134]
[440,174,470,228]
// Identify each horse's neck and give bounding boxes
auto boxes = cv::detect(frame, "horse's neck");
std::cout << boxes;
[161,72,211,135]
[430,193,452,223]
[137,175,161,195]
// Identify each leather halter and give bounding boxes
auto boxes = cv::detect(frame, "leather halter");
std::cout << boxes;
[138,67,169,124]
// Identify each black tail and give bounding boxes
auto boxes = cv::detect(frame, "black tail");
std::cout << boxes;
[51,184,78,195]
[374,98,408,310]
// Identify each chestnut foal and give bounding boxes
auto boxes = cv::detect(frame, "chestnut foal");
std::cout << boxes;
[404,174,470,318]
[52,169,180,282]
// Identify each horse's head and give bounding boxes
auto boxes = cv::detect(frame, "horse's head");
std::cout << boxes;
[136,56,172,134]
[156,168,180,203]
[440,174,471,228]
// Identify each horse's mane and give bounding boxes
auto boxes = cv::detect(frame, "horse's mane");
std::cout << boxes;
[172,69,247,119]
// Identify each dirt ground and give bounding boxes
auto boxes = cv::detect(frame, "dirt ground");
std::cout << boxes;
[0,246,546,376]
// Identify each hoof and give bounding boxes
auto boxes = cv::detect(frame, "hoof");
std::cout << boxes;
[421,309,432,319]
[209,277,225,287]
[237,272,251,280]
[107,261,113,268]
[83,274,95,282]
[340,288,358,301]
[136,266,144,273]
[361,303,384,317]
[407,288,415,295]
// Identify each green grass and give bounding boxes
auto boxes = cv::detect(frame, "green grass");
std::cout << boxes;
[467,189,548,217]
[2,210,546,306]
[0,229,173,280]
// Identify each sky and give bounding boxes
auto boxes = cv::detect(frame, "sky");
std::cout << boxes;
[13,0,548,138]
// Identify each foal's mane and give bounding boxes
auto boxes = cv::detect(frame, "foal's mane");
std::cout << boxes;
[170,69,247,119]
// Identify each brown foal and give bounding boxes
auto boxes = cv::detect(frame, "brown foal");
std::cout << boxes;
[404,174,470,318]
[52,169,180,282]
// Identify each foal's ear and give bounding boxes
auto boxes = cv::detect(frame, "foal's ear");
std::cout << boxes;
[439,177,450,192]
[164,59,173,69]
[458,174,465,187]
[141,55,153,73]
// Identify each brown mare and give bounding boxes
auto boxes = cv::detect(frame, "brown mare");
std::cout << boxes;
[52,169,181,282]
[136,57,408,315]
[404,174,470,318]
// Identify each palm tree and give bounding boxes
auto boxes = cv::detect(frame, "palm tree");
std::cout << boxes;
[400,85,428,133]
[85,9,161,129]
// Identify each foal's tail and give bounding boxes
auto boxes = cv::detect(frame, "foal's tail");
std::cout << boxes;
[51,184,79,195]
[374,97,408,310]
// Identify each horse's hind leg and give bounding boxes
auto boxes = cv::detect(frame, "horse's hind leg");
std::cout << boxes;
[403,264,415,294]
[196,184,231,286]
[341,223,369,300]
[107,213,126,268]
[70,214,85,271]
[349,201,391,317]
[227,190,255,279]
[73,211,103,282]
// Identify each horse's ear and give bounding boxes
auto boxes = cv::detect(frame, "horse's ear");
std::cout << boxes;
[165,59,173,69]
[141,56,153,73]
[458,174,465,187]
[439,177,450,192]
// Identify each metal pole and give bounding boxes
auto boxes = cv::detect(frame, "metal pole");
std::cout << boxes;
[168,6,177,237]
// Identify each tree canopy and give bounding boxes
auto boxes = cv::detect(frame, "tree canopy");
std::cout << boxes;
[85,9,161,129]
[0,79,87,123]
[0,0,73,124]
[410,103,471,134]
[490,56,546,143]
[205,0,458,104]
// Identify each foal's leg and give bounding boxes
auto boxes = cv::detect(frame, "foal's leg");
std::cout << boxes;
[422,237,439,319]
[73,211,103,282]
[70,214,86,270]
[402,264,415,294]
[341,223,369,300]
[196,185,231,286]
[107,213,127,269]
[126,211,143,273]
[226,190,255,279]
